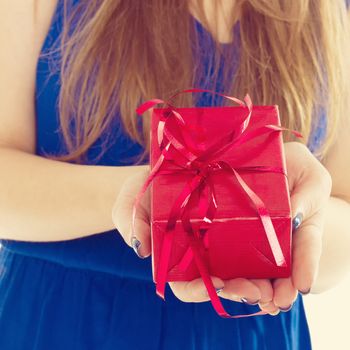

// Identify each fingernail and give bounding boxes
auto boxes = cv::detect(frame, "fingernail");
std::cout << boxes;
[279,303,293,312]
[241,297,260,305]
[215,287,224,294]
[206,287,224,297]
[131,236,146,259]
[269,309,281,316]
[292,213,303,231]
[258,301,271,308]
[299,288,311,296]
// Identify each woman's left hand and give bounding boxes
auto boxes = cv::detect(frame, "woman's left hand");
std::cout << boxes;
[258,141,332,315]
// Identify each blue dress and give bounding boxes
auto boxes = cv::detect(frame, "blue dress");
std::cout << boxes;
[0,1,322,349]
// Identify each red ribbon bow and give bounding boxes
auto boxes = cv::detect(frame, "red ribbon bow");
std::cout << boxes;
[133,89,302,318]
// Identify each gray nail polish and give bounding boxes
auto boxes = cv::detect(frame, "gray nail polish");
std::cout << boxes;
[131,236,146,259]
[292,213,303,231]
[241,297,260,305]
[215,287,224,294]
[279,304,293,312]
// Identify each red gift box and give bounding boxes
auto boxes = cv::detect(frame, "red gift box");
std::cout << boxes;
[135,89,301,318]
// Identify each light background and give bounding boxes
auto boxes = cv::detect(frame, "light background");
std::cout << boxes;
[304,275,350,349]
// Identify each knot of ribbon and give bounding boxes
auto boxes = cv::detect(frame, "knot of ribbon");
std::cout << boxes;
[133,88,302,318]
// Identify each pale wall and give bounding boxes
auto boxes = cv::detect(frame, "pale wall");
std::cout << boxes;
[303,275,350,349]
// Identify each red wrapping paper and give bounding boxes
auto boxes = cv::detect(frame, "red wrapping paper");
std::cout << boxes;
[135,89,301,318]
[151,105,291,274]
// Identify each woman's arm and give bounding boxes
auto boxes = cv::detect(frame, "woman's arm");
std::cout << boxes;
[311,119,350,293]
[0,147,148,242]
[0,0,147,242]
[312,196,350,292]
[270,125,350,312]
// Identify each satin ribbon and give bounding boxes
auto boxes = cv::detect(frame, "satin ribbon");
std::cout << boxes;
[133,89,302,318]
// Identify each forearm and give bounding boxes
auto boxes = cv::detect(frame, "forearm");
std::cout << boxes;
[0,147,148,242]
[311,195,350,293]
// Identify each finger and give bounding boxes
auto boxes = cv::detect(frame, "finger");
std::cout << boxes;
[249,279,274,304]
[272,277,298,310]
[291,210,324,293]
[258,300,280,316]
[169,276,225,303]
[249,280,281,316]
[219,278,261,303]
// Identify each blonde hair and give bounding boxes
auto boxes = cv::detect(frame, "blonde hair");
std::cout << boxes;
[43,0,350,163]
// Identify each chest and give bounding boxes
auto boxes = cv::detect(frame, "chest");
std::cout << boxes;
[188,0,239,44]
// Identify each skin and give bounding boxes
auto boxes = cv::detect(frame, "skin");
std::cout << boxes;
[113,142,332,316]
[113,0,350,316]
[1,0,349,320]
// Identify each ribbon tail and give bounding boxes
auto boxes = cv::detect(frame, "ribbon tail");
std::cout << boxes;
[177,177,217,272]
[164,124,198,163]
[266,124,303,139]
[132,142,172,237]
[166,175,203,231]
[204,124,302,163]
[136,99,165,115]
[177,246,194,272]
[155,231,174,300]
[224,165,287,267]
[157,174,204,294]
[188,235,268,318]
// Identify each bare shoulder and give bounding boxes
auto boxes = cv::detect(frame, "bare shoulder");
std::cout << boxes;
[322,118,350,202]
[322,2,350,201]
[0,0,58,153]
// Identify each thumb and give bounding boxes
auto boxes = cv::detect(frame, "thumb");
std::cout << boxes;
[130,199,152,259]
[112,167,152,258]
[289,180,326,293]
[285,143,332,227]
[284,143,331,293]
[289,167,331,230]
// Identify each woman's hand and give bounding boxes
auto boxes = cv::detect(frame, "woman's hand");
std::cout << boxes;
[111,141,332,315]
[111,166,275,307]
[264,142,332,313]
[111,166,152,259]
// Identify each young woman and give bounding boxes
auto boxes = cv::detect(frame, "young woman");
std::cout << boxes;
[0,0,349,349]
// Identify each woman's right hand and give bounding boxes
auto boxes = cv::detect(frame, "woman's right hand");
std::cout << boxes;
[112,166,152,259]
[111,166,276,311]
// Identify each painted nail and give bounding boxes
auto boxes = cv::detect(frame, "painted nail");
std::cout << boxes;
[279,304,293,312]
[299,288,311,296]
[292,213,303,231]
[131,236,146,259]
[215,287,224,294]
[241,297,260,306]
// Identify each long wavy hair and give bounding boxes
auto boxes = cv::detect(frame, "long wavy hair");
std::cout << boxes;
[42,0,350,163]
